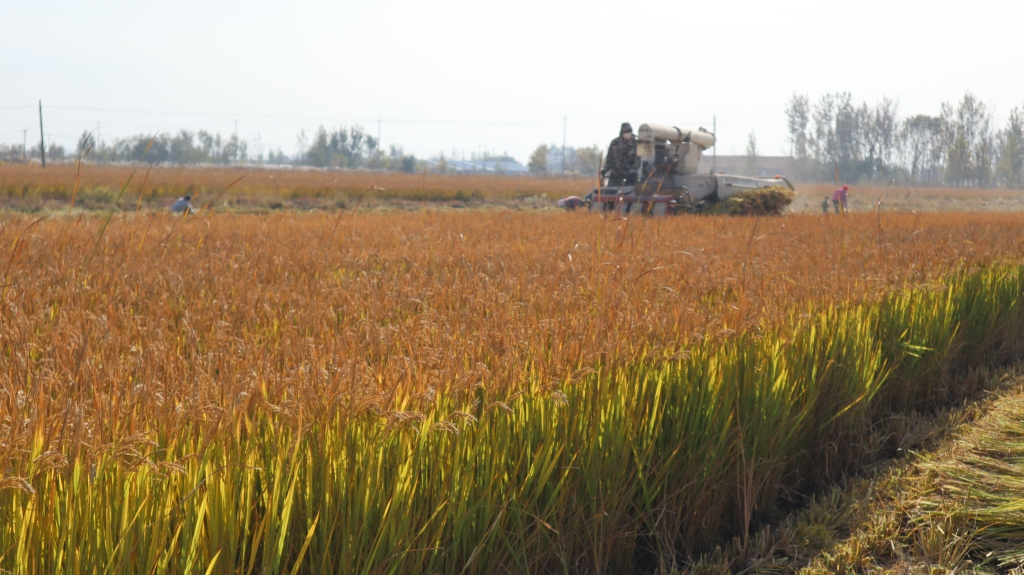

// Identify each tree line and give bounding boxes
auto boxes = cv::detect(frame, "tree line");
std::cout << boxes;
[527,144,603,176]
[0,125,419,173]
[297,126,416,172]
[783,92,1024,188]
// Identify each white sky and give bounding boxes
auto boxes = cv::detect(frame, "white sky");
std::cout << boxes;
[2,0,1022,163]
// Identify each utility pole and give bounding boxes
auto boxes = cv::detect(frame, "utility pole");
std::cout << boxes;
[22,130,27,162]
[38,100,46,168]
[712,115,717,174]
[562,116,567,175]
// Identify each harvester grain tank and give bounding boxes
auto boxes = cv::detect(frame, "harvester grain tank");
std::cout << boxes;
[587,123,794,215]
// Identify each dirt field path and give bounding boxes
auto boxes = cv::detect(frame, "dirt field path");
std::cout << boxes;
[700,366,1024,574]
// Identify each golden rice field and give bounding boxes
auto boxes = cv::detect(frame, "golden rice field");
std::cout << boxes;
[0,163,581,210]
[4,162,1024,213]
[0,163,580,198]
[3,207,1024,573]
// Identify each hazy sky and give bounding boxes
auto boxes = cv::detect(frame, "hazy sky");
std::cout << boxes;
[2,0,1022,163]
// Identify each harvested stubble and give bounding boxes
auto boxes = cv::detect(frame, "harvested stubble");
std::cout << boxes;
[912,391,1024,568]
[2,210,1024,573]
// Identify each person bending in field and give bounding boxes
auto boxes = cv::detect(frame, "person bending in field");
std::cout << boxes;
[557,196,585,210]
[170,195,194,215]
[602,123,639,187]
[832,185,849,214]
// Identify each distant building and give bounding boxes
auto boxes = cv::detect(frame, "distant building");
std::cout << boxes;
[425,157,529,174]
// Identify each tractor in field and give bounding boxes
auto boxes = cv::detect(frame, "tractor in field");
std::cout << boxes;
[581,123,794,216]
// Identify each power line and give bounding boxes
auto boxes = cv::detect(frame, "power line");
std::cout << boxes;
[43,105,564,127]
[47,105,265,118]
[40,105,662,129]
[4,103,762,129]
[6,103,727,132]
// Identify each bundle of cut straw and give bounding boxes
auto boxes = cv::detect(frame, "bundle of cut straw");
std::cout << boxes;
[706,185,795,215]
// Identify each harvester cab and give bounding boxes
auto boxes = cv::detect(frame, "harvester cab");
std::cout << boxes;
[586,123,795,215]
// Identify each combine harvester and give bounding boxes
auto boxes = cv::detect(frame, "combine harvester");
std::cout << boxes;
[582,123,795,216]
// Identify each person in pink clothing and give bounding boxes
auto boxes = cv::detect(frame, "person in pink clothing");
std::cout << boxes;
[832,184,849,214]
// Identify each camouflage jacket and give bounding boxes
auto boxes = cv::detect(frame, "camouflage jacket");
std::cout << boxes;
[604,135,638,175]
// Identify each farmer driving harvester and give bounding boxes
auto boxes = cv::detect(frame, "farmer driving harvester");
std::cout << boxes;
[602,122,639,187]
